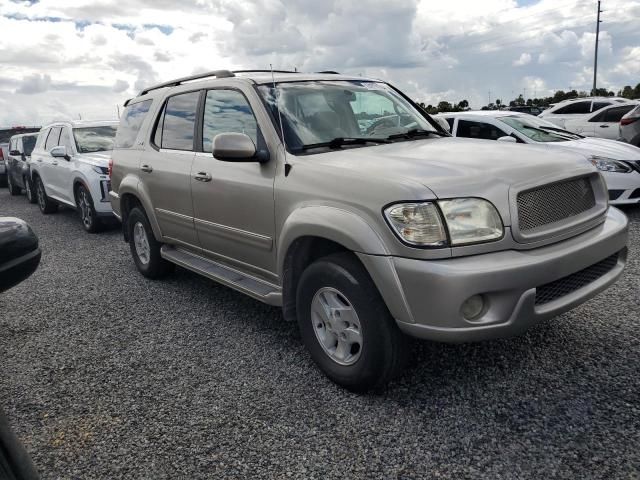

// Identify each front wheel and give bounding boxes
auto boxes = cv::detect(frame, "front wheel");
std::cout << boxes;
[76,184,102,233]
[296,253,410,392]
[35,176,58,214]
[127,207,174,279]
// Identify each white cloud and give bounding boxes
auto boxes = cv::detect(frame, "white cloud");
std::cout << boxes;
[513,53,531,67]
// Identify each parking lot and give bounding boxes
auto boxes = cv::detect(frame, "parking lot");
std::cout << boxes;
[0,187,639,479]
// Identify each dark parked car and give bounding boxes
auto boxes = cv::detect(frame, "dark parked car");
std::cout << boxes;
[6,133,38,201]
[0,127,40,188]
[0,217,41,479]
[0,217,41,293]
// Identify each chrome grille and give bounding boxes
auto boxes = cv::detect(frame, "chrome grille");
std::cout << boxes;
[517,177,595,232]
[535,251,620,306]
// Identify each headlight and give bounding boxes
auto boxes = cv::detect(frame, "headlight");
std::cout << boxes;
[384,202,447,246]
[92,166,109,175]
[589,156,632,173]
[384,199,503,247]
[438,198,503,245]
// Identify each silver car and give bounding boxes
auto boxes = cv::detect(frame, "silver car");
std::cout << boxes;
[109,70,628,391]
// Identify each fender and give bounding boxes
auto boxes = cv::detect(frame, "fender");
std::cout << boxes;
[277,205,414,324]
[277,205,390,278]
[118,174,163,240]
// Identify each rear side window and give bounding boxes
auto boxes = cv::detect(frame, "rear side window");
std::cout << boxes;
[115,99,152,149]
[23,135,36,156]
[591,102,610,112]
[456,120,508,140]
[157,91,200,151]
[445,118,454,130]
[45,127,61,150]
[553,101,591,114]
[202,89,258,152]
[591,105,636,123]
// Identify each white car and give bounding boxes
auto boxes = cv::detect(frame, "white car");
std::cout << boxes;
[562,102,638,140]
[538,96,630,129]
[30,120,118,232]
[439,110,640,205]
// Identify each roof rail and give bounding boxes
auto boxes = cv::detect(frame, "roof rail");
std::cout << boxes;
[232,69,298,75]
[316,70,340,74]
[138,70,235,96]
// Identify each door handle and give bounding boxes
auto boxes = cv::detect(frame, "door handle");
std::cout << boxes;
[140,164,153,173]
[599,124,610,128]
[194,172,212,182]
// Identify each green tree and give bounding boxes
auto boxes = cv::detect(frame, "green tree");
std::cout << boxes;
[437,101,453,112]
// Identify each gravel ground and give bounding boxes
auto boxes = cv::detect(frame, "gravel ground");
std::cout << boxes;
[1,187,639,480]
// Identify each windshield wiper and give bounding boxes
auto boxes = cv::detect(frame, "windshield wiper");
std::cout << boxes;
[522,125,578,140]
[386,128,449,140]
[298,137,391,151]
[538,125,584,138]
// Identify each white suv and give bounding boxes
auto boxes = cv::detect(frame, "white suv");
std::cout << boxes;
[539,96,629,128]
[30,120,118,232]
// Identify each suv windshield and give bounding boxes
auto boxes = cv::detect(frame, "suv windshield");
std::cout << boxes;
[500,115,579,142]
[258,80,440,153]
[73,126,117,153]
[22,135,37,155]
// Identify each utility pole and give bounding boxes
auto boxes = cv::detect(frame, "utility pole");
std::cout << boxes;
[488,90,491,106]
[592,0,602,95]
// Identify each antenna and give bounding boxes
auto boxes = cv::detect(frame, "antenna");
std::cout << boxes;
[270,64,290,175]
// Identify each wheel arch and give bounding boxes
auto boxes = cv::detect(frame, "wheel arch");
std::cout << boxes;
[118,186,162,242]
[278,206,391,323]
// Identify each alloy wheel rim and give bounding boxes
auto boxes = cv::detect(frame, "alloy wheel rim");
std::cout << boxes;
[310,287,363,366]
[7,174,12,190]
[79,188,92,228]
[133,221,151,265]
[25,180,32,200]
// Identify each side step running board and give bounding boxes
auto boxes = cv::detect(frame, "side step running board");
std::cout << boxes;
[160,246,282,306]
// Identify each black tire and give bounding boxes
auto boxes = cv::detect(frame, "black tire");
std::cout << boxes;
[127,207,173,279]
[34,176,58,214]
[24,177,37,204]
[76,184,102,233]
[0,174,7,188]
[7,173,21,196]
[296,252,410,392]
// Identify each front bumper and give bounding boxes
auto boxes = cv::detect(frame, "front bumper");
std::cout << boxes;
[360,207,628,343]
[604,171,640,205]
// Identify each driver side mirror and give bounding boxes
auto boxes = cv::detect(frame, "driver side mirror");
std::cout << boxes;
[497,135,517,143]
[50,145,70,160]
[212,133,269,163]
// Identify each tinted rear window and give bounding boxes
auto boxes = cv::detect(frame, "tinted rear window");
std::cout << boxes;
[159,91,200,151]
[115,99,153,148]
[22,135,37,155]
[554,102,591,114]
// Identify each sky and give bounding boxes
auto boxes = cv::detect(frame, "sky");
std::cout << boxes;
[0,0,639,126]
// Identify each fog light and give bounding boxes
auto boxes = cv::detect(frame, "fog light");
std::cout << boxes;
[461,295,484,320]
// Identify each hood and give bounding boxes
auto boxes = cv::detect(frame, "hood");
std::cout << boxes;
[76,151,110,168]
[306,137,594,197]
[303,137,597,227]
[546,137,640,160]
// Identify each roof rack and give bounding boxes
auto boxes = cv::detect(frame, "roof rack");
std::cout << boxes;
[232,69,298,75]
[138,70,235,96]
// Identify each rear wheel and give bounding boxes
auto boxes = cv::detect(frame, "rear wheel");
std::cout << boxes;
[0,174,7,188]
[35,176,58,214]
[127,207,173,279]
[296,253,410,392]
[7,173,21,196]
[76,184,102,233]
[24,177,37,204]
